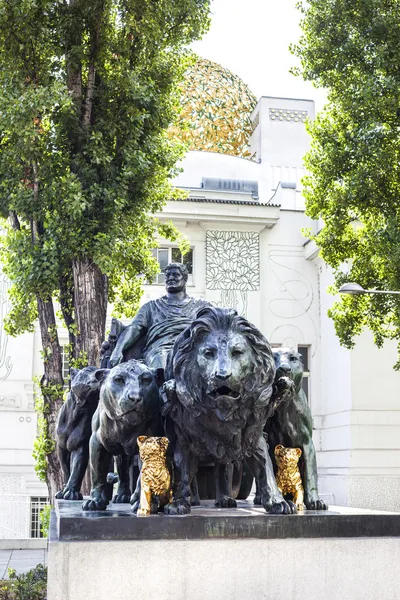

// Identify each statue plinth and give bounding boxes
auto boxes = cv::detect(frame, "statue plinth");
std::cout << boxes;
[48,499,400,600]
[52,498,400,541]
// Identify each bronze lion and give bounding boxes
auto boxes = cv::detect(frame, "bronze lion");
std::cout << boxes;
[264,348,327,510]
[56,367,100,501]
[82,360,163,512]
[162,306,296,515]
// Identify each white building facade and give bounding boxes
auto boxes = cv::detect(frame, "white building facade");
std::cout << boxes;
[1,95,400,538]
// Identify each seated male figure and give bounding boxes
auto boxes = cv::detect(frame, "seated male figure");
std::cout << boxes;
[110,262,209,372]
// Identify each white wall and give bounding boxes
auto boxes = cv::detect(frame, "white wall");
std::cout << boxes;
[0,316,47,538]
[250,96,315,166]
[250,96,315,210]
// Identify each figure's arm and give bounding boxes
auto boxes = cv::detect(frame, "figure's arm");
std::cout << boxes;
[109,319,147,367]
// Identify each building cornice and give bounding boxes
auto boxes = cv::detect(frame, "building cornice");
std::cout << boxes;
[155,200,280,231]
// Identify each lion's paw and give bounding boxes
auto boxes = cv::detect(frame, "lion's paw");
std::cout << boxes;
[56,488,83,501]
[253,495,262,506]
[215,496,237,508]
[161,379,176,403]
[82,497,108,511]
[305,497,328,511]
[264,500,297,515]
[62,489,83,501]
[112,490,131,504]
[164,379,176,392]
[286,499,297,513]
[164,501,191,515]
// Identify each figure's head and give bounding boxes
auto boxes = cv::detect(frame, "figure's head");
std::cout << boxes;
[171,306,275,422]
[272,348,304,393]
[165,263,188,294]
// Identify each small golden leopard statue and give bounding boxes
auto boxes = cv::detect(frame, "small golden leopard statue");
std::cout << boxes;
[137,436,171,517]
[274,444,305,511]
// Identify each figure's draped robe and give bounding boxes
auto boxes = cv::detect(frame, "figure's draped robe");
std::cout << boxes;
[132,297,209,369]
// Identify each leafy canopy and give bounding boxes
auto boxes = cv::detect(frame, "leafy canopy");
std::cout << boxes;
[0,0,210,333]
[293,0,400,367]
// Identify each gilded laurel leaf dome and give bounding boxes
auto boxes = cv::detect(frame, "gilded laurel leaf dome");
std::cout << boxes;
[171,58,257,158]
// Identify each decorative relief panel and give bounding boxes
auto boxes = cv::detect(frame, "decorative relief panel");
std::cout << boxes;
[206,231,260,317]
[0,269,13,380]
[269,108,307,123]
[0,394,21,409]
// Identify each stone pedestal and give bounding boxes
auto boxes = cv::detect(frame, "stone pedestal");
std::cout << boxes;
[48,499,400,600]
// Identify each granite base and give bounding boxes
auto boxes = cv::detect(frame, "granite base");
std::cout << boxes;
[48,499,400,600]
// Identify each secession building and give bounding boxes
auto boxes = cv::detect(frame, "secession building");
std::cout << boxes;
[1,60,400,539]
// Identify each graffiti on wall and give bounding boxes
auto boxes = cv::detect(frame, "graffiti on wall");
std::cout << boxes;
[206,231,260,317]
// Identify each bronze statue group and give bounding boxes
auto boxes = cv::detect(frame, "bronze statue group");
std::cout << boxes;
[56,263,327,516]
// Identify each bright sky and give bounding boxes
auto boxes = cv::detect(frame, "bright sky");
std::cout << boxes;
[191,0,327,112]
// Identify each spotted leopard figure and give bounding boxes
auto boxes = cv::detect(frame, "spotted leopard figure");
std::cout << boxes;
[275,445,305,511]
[135,436,172,517]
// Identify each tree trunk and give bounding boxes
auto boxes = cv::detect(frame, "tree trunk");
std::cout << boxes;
[36,295,65,503]
[59,274,76,359]
[73,257,108,367]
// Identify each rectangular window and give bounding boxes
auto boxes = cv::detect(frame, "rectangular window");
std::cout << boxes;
[151,247,194,285]
[298,345,311,405]
[60,345,70,387]
[30,496,49,538]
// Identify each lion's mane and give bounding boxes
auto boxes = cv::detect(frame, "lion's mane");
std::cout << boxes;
[166,306,275,415]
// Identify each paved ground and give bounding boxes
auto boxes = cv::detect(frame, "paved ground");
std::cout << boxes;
[0,549,48,579]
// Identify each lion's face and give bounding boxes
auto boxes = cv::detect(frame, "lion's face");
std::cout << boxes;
[95,360,160,423]
[196,330,254,419]
[70,366,100,406]
[273,348,304,393]
[172,307,275,424]
[275,444,302,469]
[137,436,169,463]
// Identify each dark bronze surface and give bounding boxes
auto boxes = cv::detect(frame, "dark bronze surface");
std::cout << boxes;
[55,367,100,501]
[87,267,327,519]
[109,263,209,371]
[264,348,327,510]
[162,307,298,515]
[53,499,400,541]
[82,360,163,511]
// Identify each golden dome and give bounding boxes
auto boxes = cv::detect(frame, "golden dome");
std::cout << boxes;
[171,58,257,158]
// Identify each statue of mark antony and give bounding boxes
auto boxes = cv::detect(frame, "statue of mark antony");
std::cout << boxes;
[110,262,209,371]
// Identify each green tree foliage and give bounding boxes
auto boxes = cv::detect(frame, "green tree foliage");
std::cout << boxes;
[0,0,210,498]
[0,564,47,600]
[293,0,400,366]
[0,0,210,338]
